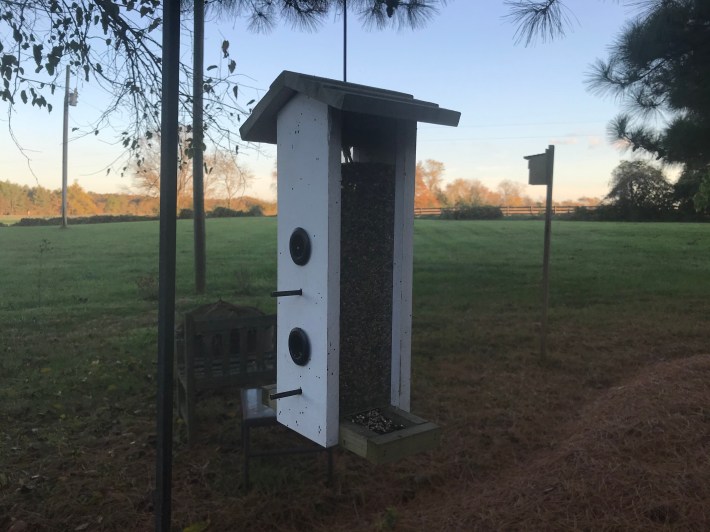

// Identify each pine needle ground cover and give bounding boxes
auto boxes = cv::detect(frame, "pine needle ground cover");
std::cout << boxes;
[1,219,709,530]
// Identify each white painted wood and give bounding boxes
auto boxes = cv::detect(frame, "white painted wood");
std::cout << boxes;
[275,94,341,447]
[275,94,417,440]
[390,121,417,411]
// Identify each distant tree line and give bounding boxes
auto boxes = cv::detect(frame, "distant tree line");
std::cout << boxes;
[6,158,705,223]
[414,159,601,211]
[414,158,709,222]
[0,180,275,218]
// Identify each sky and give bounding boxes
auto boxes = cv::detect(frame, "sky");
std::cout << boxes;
[0,1,659,203]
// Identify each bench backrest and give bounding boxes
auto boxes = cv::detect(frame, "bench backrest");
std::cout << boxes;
[182,313,277,389]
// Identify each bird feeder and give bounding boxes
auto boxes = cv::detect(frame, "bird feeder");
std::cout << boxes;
[240,71,460,463]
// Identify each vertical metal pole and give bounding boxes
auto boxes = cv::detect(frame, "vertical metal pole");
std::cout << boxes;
[156,1,180,530]
[343,0,347,82]
[540,145,554,359]
[61,65,70,228]
[193,0,207,294]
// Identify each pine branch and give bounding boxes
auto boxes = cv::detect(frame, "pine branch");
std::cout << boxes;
[503,0,576,46]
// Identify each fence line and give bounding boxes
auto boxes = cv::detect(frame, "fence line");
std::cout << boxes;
[413,205,599,217]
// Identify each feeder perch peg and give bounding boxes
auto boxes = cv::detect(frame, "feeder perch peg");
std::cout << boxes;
[269,388,303,400]
[271,289,303,298]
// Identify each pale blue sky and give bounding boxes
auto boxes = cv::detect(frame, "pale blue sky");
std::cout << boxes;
[0,1,656,202]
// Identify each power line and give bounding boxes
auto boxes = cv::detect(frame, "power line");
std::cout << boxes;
[419,133,601,142]
[419,120,605,130]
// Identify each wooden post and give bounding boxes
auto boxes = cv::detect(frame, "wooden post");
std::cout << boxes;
[539,145,554,358]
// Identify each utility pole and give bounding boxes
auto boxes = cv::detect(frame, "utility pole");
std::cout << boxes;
[61,65,77,228]
[61,66,70,228]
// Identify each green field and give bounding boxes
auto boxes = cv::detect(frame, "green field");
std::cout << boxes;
[2,218,710,530]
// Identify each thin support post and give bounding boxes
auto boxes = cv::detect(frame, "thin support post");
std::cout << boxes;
[155,1,181,530]
[61,65,70,228]
[343,0,347,82]
[193,0,207,294]
[540,145,554,359]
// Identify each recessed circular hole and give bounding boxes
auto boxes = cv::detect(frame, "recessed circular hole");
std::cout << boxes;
[289,227,311,266]
[288,327,310,366]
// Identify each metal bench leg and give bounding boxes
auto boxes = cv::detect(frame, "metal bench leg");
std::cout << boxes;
[185,385,197,446]
[242,422,250,492]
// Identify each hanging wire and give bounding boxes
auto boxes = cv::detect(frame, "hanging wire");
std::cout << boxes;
[343,0,347,82]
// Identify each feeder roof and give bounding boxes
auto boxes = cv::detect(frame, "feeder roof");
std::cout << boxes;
[239,71,460,144]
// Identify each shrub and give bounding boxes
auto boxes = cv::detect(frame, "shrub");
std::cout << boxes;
[440,205,503,220]
[565,204,710,222]
[14,215,158,226]
[564,206,602,221]
[209,206,243,218]
[178,208,194,219]
[15,217,51,226]
[247,204,264,217]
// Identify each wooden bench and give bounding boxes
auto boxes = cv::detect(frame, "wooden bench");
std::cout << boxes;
[175,301,276,444]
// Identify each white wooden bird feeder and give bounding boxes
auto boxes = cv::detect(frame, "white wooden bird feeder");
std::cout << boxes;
[240,71,460,463]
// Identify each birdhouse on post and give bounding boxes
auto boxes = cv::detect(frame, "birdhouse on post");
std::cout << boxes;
[240,71,460,463]
[524,145,554,186]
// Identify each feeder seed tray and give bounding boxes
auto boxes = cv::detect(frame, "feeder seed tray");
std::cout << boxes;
[339,406,440,464]
[348,408,405,434]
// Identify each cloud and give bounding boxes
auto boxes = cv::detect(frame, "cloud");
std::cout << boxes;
[587,136,603,149]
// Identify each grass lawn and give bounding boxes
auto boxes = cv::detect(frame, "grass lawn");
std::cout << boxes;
[1,218,710,530]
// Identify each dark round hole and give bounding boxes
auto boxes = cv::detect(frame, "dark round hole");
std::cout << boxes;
[289,227,311,266]
[288,328,310,366]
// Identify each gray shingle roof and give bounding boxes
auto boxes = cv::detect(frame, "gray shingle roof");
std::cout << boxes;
[239,71,460,144]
